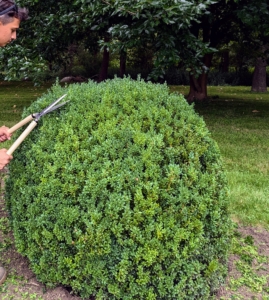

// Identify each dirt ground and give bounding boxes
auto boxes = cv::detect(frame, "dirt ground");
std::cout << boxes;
[0,171,268,299]
[216,225,269,299]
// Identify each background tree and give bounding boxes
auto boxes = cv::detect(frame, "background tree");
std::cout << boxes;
[2,0,100,80]
[87,0,216,80]
[185,0,241,101]
[3,0,269,97]
[9,0,216,83]
[235,0,269,92]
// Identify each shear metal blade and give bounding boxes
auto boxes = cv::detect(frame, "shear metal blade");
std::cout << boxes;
[43,100,70,114]
[38,94,67,118]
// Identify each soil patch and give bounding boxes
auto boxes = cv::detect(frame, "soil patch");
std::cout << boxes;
[216,225,269,299]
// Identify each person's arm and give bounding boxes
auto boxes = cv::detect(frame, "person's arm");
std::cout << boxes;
[0,126,12,142]
[0,149,12,169]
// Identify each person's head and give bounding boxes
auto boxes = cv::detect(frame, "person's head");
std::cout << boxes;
[0,0,28,47]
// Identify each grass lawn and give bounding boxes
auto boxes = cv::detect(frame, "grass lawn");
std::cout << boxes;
[0,81,51,128]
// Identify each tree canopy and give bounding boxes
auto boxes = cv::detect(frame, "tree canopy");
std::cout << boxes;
[9,0,215,80]
[1,0,268,93]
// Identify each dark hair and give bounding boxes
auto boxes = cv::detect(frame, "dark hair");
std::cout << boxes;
[0,0,28,24]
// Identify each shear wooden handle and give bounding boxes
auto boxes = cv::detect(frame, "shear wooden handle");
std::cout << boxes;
[7,121,38,155]
[8,115,35,134]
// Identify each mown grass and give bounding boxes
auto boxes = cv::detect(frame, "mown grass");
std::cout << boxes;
[0,81,51,128]
[1,82,268,229]
[170,85,269,229]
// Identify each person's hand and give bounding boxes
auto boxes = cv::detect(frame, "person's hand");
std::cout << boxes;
[0,126,12,142]
[0,149,13,170]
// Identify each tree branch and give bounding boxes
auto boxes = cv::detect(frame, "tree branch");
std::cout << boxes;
[101,0,136,16]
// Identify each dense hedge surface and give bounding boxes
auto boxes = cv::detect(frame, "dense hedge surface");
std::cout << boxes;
[5,78,232,299]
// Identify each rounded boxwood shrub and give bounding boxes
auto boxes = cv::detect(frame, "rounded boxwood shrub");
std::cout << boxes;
[5,77,232,299]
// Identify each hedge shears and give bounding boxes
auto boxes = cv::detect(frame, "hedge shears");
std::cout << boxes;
[7,94,69,155]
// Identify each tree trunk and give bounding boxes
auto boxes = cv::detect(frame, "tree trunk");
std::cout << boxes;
[98,37,110,82]
[187,73,208,102]
[120,51,127,78]
[187,53,213,102]
[251,57,267,92]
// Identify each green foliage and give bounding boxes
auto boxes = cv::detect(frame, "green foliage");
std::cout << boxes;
[5,77,232,299]
[13,0,216,82]
[86,0,216,79]
[5,0,269,86]
[234,0,269,66]
[0,44,47,83]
